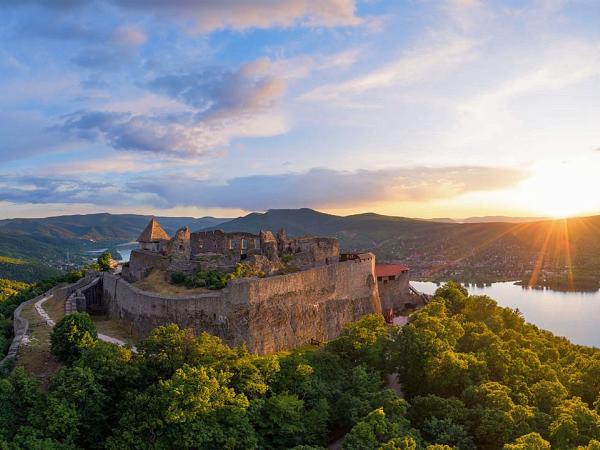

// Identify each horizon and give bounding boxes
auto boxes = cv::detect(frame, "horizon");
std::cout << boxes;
[2,1,600,219]
[4,206,600,224]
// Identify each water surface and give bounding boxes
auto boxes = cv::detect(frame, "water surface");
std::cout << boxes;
[411,281,600,348]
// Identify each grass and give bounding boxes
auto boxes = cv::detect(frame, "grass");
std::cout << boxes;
[133,269,210,296]
[0,255,26,265]
[92,316,138,347]
[43,292,66,323]
[17,301,62,389]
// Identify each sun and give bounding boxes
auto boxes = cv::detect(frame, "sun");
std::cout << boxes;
[517,162,595,218]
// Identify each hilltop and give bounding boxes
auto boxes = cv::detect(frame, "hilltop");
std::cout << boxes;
[1,208,599,288]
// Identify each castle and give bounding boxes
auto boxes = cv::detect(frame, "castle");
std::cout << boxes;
[85,218,420,354]
[124,218,341,282]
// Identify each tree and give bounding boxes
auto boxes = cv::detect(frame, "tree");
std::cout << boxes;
[107,365,255,449]
[97,251,112,272]
[0,368,45,442]
[251,394,308,449]
[46,366,109,448]
[503,432,551,450]
[50,312,97,365]
[549,397,600,448]
[327,314,391,371]
[342,402,422,450]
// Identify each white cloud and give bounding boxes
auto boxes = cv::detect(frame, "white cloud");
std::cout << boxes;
[299,37,475,101]
[118,0,362,33]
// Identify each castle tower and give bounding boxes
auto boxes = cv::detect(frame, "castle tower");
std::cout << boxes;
[276,228,287,254]
[168,226,191,258]
[260,230,280,263]
[137,217,170,252]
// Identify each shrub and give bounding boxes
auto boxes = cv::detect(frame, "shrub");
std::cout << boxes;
[50,312,98,365]
[170,272,186,284]
[97,251,112,272]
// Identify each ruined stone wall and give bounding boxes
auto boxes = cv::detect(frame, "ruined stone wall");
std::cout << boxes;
[190,230,259,256]
[125,249,170,282]
[281,236,340,268]
[102,272,249,345]
[101,253,381,354]
[378,271,412,313]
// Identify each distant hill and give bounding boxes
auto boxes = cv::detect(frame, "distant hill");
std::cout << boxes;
[205,208,600,285]
[2,209,600,287]
[206,208,459,249]
[424,216,548,224]
[0,213,230,280]
[460,216,548,223]
[0,213,229,241]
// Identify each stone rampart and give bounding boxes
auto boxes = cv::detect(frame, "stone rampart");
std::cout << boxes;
[101,253,381,354]
[243,252,380,353]
[102,273,243,344]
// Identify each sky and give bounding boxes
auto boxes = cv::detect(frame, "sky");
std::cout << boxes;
[1,0,600,220]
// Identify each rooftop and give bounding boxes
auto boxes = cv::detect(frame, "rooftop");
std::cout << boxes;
[375,264,409,277]
[137,218,170,243]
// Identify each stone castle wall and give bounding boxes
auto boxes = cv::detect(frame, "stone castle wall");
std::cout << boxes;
[124,250,170,281]
[378,271,412,313]
[190,230,260,256]
[102,253,381,354]
[244,253,380,353]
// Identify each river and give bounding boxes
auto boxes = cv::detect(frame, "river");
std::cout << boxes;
[411,281,600,348]
[86,242,139,263]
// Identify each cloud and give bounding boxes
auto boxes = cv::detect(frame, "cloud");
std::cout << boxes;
[0,175,126,206]
[112,25,146,46]
[60,59,288,155]
[0,166,527,211]
[129,166,527,210]
[3,0,361,33]
[148,58,285,118]
[71,25,146,70]
[450,39,600,148]
[117,0,362,33]
[300,37,475,102]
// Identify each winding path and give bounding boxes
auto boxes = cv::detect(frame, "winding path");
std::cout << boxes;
[0,291,47,369]
[35,293,137,352]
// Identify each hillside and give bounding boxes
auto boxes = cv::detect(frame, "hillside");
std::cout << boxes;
[0,213,229,280]
[206,209,600,287]
[206,208,456,249]
[0,213,227,241]
[0,256,60,283]
[1,209,599,287]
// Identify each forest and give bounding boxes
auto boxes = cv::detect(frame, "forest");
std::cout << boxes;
[0,282,599,449]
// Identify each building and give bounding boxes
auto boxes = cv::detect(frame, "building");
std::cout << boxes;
[137,217,170,252]
[375,263,411,315]
[87,218,417,354]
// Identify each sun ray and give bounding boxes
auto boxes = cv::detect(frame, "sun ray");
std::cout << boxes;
[528,221,555,288]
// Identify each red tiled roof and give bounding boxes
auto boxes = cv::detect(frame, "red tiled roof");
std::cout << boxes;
[375,264,409,277]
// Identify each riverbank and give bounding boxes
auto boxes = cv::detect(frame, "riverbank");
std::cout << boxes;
[412,280,600,347]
